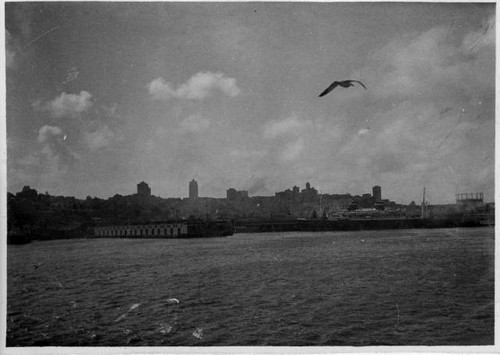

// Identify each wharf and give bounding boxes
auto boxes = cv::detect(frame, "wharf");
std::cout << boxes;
[234,216,490,234]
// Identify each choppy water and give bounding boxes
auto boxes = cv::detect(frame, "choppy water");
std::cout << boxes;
[7,227,494,346]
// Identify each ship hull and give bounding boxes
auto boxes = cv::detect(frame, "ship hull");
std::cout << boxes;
[235,217,488,233]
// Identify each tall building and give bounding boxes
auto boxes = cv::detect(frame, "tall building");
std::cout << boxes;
[227,188,249,201]
[189,179,198,200]
[373,185,382,201]
[137,181,151,199]
[301,182,318,202]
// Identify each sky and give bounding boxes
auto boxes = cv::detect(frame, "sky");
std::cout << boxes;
[5,2,496,204]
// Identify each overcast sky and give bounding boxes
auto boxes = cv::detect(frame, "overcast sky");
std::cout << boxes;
[5,2,495,204]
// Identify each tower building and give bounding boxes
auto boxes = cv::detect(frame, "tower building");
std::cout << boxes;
[137,181,151,199]
[189,179,198,200]
[372,185,382,201]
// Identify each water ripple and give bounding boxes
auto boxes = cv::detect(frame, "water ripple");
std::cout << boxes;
[7,228,494,346]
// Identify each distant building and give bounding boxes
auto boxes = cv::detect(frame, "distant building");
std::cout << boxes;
[137,181,151,199]
[189,179,198,200]
[227,188,249,201]
[301,182,318,202]
[276,183,318,202]
[456,192,484,211]
[372,186,381,201]
[16,186,38,199]
[275,186,300,201]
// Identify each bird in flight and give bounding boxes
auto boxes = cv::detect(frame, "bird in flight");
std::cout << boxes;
[318,80,367,97]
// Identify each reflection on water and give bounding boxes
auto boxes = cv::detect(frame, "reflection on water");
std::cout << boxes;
[7,228,494,346]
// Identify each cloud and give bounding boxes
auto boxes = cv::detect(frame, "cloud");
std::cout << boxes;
[35,99,122,151]
[84,124,123,150]
[178,114,210,134]
[359,17,494,102]
[33,91,93,118]
[462,14,495,52]
[18,125,80,189]
[325,16,494,202]
[261,115,317,163]
[40,144,66,177]
[281,138,305,161]
[147,71,241,100]
[101,103,119,118]
[332,95,493,200]
[357,127,370,136]
[263,115,312,139]
[37,125,64,142]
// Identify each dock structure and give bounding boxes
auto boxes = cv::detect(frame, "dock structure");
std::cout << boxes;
[93,219,235,238]
[94,222,187,238]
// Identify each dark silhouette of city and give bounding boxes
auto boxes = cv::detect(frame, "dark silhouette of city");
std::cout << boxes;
[7,180,493,242]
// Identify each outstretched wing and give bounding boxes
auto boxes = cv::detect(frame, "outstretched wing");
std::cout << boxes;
[348,80,367,89]
[318,82,339,97]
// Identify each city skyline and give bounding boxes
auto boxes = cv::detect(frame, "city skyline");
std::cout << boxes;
[11,179,485,209]
[6,2,495,205]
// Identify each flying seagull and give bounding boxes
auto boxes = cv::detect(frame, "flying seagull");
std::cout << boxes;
[318,80,367,97]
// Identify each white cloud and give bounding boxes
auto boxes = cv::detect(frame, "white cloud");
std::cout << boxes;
[147,77,176,100]
[357,127,370,136]
[37,125,64,142]
[263,115,312,139]
[33,91,93,118]
[462,14,495,52]
[281,138,304,161]
[147,71,241,100]
[360,18,494,102]
[364,28,457,98]
[327,16,494,202]
[178,114,210,134]
[84,124,122,150]
[40,144,65,175]
[21,125,80,188]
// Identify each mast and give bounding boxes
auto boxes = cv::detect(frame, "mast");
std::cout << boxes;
[421,187,426,219]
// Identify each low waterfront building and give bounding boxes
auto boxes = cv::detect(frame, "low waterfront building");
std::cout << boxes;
[94,222,188,237]
[93,219,234,238]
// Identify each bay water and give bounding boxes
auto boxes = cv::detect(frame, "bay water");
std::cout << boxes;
[7,227,494,346]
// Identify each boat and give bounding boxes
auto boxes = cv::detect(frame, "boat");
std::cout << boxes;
[233,214,485,233]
